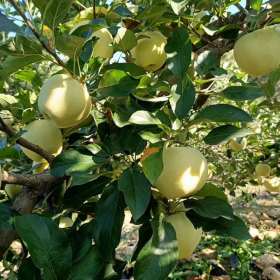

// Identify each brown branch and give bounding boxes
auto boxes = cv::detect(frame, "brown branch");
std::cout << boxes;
[93,0,96,19]
[2,171,61,188]
[0,117,55,164]
[246,0,252,10]
[7,0,69,72]
[0,171,64,259]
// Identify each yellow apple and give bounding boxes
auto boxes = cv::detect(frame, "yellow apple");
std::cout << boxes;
[59,217,74,228]
[263,177,280,192]
[74,6,108,21]
[92,28,114,59]
[166,212,202,259]
[154,146,208,199]
[255,163,271,177]
[38,74,91,128]
[21,119,63,162]
[66,6,108,30]
[234,26,280,76]
[131,31,167,72]
[228,138,247,152]
[5,184,22,199]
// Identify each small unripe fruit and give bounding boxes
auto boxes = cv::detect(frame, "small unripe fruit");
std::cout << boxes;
[131,31,167,72]
[21,119,63,162]
[155,147,208,199]
[166,212,202,259]
[59,217,74,228]
[228,138,247,152]
[234,27,280,76]
[255,163,271,178]
[5,184,22,199]
[92,28,114,59]
[38,74,91,128]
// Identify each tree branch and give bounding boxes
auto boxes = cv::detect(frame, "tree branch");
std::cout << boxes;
[2,171,61,188]
[0,171,64,259]
[246,0,252,10]
[93,0,96,19]
[0,117,55,164]
[7,0,69,72]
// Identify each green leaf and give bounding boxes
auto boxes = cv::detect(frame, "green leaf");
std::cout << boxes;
[134,219,178,280]
[142,148,163,185]
[170,76,195,119]
[250,0,263,11]
[51,150,98,177]
[132,222,153,261]
[114,28,137,51]
[129,111,161,125]
[93,184,125,260]
[15,214,72,280]
[187,211,250,240]
[64,176,110,209]
[194,183,227,201]
[167,0,188,15]
[194,104,253,123]
[14,70,42,87]
[223,86,265,101]
[0,203,13,230]
[0,12,24,34]
[118,167,151,221]
[33,0,74,29]
[0,55,43,81]
[102,63,145,78]
[204,125,253,145]
[195,50,220,76]
[98,69,139,97]
[184,197,234,220]
[55,34,85,58]
[166,27,192,79]
[68,246,105,280]
[18,258,41,280]
[0,147,20,160]
[16,36,42,54]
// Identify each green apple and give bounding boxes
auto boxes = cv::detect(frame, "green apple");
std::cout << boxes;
[131,31,167,72]
[166,212,202,259]
[255,163,271,178]
[154,146,208,199]
[234,26,280,76]
[38,74,91,128]
[92,28,114,59]
[21,119,63,162]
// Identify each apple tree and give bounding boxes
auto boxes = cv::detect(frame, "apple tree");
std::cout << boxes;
[0,0,279,279]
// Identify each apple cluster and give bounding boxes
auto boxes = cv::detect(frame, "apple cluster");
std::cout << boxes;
[142,146,209,259]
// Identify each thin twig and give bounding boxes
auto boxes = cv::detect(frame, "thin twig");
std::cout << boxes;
[93,0,96,19]
[246,0,252,10]
[7,0,69,73]
[0,117,54,164]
